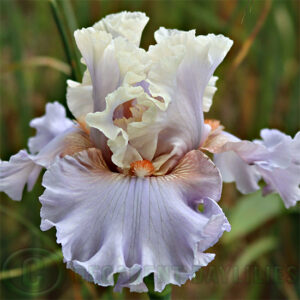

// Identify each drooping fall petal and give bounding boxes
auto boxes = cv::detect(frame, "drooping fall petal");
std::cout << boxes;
[40,148,228,292]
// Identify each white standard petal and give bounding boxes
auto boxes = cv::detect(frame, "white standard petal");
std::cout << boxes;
[141,30,232,169]
[74,28,118,113]
[40,149,228,292]
[103,30,232,173]
[66,78,93,120]
[93,11,149,46]
[28,102,73,154]
[74,23,150,113]
[153,28,231,113]
[74,27,150,158]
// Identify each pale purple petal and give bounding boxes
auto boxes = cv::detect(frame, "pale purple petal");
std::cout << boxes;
[0,150,38,200]
[1,125,81,201]
[259,128,291,148]
[0,103,75,201]
[33,127,78,168]
[259,164,300,208]
[40,149,228,292]
[255,128,294,168]
[291,132,300,164]
[28,102,73,154]
[212,129,300,207]
[214,151,261,194]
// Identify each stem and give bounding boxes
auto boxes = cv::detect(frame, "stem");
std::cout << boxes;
[230,0,272,76]
[148,288,172,300]
[145,274,172,300]
[49,0,81,81]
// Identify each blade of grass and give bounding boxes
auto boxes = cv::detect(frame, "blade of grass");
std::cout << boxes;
[2,0,31,145]
[255,12,283,133]
[0,249,62,280]
[258,257,299,300]
[215,237,278,299]
[58,0,83,76]
[230,0,272,76]
[59,0,78,33]
[286,71,300,135]
[1,56,71,76]
[49,0,82,81]
[230,236,278,279]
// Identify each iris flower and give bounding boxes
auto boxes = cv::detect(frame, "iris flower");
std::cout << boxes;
[1,11,299,292]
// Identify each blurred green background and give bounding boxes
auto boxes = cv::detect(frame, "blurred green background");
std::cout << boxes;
[0,0,299,299]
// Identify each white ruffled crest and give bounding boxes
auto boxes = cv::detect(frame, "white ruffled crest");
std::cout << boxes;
[93,11,149,46]
[203,76,218,112]
[86,85,145,168]
[40,148,228,292]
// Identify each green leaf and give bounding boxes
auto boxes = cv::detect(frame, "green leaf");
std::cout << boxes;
[49,0,82,81]
[219,237,278,294]
[232,236,278,276]
[223,191,284,244]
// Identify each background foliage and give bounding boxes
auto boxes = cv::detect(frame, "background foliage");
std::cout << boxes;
[0,0,299,299]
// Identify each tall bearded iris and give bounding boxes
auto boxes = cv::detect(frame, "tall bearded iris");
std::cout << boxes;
[0,11,299,292]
